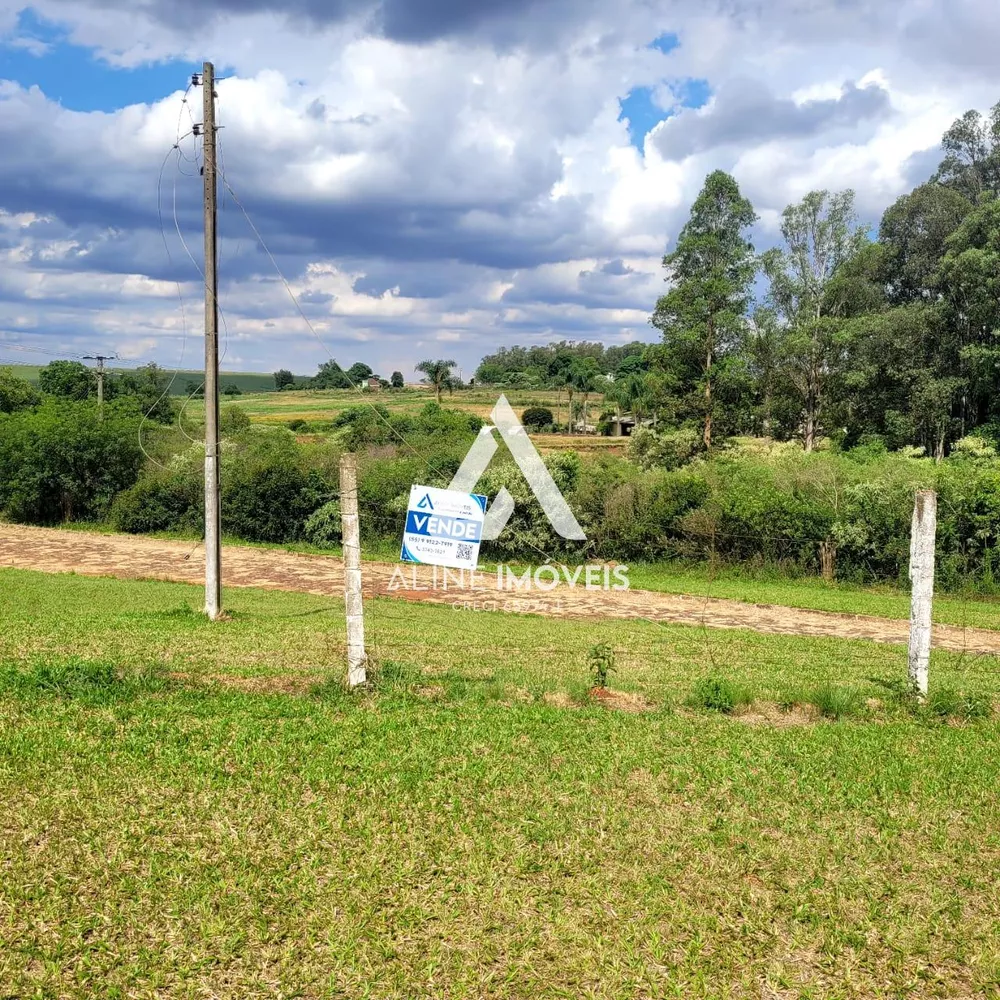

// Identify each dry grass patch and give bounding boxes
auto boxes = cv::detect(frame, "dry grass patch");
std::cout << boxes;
[587,686,656,712]
[736,701,820,727]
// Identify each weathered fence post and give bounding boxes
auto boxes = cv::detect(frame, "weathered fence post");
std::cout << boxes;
[908,489,937,700]
[339,453,367,688]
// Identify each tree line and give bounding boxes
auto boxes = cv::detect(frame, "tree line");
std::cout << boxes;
[274,360,468,401]
[477,99,1000,457]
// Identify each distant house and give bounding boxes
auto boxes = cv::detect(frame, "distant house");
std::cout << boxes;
[608,414,638,437]
[362,377,383,392]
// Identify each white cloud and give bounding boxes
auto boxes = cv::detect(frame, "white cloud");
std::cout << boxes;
[0,0,999,375]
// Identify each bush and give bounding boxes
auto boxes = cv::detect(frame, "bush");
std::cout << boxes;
[111,456,203,535]
[803,684,862,720]
[629,427,703,470]
[596,466,710,559]
[587,643,615,688]
[221,407,251,435]
[303,500,342,548]
[221,434,331,543]
[0,399,144,523]
[0,368,40,413]
[522,406,554,431]
[288,418,309,432]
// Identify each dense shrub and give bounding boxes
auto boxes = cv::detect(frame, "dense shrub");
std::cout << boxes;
[597,468,711,559]
[303,500,342,547]
[521,406,554,431]
[113,429,335,543]
[628,427,702,470]
[220,407,251,435]
[0,400,144,523]
[110,454,203,534]
[0,368,40,413]
[221,434,331,543]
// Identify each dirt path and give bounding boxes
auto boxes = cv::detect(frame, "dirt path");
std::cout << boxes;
[2,524,999,656]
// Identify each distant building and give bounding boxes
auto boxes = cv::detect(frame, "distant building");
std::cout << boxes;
[362,377,383,392]
[608,414,638,437]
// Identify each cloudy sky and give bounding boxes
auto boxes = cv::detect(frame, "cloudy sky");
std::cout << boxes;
[0,0,998,380]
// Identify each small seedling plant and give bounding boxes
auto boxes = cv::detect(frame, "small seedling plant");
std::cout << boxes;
[588,643,615,689]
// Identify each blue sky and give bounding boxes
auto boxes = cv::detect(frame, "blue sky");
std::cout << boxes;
[0,10,199,110]
[0,0,995,377]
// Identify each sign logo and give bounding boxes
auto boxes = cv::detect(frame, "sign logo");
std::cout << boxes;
[448,395,586,541]
[416,493,435,510]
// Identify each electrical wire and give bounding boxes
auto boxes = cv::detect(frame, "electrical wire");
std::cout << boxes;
[213,160,567,568]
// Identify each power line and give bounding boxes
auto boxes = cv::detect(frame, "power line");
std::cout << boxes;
[214,165,565,568]
[0,342,88,360]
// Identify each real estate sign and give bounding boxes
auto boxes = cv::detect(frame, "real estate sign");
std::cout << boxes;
[400,485,487,571]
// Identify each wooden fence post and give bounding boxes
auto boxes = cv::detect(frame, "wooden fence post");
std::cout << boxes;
[908,489,937,700]
[340,453,367,688]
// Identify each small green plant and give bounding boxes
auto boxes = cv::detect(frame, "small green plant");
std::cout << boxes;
[587,643,615,689]
[687,676,751,714]
[804,683,862,720]
[925,687,992,722]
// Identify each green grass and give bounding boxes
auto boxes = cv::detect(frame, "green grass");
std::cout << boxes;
[1,567,1000,996]
[188,386,574,424]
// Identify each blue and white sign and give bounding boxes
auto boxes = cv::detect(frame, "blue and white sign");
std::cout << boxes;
[401,484,487,570]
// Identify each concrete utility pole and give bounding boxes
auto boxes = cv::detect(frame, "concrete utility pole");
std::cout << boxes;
[339,453,367,688]
[908,490,937,700]
[83,354,116,422]
[200,62,222,620]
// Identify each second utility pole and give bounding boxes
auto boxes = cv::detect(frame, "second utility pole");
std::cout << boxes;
[202,61,222,620]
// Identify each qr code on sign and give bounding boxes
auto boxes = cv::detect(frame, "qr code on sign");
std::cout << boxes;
[456,543,474,562]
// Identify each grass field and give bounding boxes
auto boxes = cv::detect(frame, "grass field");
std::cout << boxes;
[2,566,999,997]
[0,363,288,395]
[205,386,599,425]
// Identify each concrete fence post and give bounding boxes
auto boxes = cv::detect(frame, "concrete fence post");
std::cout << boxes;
[908,489,937,700]
[340,453,367,688]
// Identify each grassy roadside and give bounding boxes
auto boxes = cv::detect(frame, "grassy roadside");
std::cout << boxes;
[1,568,999,997]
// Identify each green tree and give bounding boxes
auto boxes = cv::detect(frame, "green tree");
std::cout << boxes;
[761,189,868,451]
[0,368,40,413]
[568,357,603,434]
[313,360,351,389]
[38,360,93,400]
[936,197,1000,432]
[223,383,242,396]
[605,370,649,426]
[390,371,404,389]
[933,101,1000,203]
[112,364,175,424]
[740,308,800,439]
[651,170,757,449]
[346,362,373,385]
[415,359,457,404]
[835,304,961,457]
[878,183,972,304]
[273,368,295,390]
